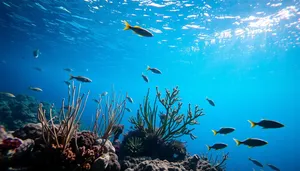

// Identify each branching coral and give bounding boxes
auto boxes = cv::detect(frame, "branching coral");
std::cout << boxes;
[129,86,204,142]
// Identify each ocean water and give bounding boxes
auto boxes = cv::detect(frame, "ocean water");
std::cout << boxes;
[0,0,299,170]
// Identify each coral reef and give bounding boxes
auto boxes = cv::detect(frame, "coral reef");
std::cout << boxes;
[12,123,42,140]
[0,83,127,171]
[0,84,228,171]
[0,94,54,130]
[121,86,204,161]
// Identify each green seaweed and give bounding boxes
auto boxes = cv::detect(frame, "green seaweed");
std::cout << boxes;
[129,86,204,142]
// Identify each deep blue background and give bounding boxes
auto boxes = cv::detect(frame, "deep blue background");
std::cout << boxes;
[1,0,299,170]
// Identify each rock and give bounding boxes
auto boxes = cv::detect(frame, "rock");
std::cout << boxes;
[12,123,42,140]
[92,153,110,171]
[120,155,219,171]
[106,152,121,171]
[95,139,115,153]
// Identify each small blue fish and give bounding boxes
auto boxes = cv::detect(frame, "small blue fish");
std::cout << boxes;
[249,158,264,168]
[100,91,108,96]
[64,68,74,72]
[141,73,149,83]
[126,95,134,103]
[93,99,100,104]
[125,108,132,112]
[33,49,41,58]
[267,164,280,171]
[147,66,162,74]
[70,75,92,83]
[206,97,215,106]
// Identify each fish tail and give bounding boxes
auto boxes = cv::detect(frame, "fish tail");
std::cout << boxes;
[123,21,131,30]
[212,130,218,136]
[146,65,150,70]
[69,74,74,80]
[233,138,241,146]
[206,145,211,151]
[248,120,257,128]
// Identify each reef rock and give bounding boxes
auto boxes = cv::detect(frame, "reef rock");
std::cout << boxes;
[96,138,116,153]
[12,123,42,140]
[121,155,218,171]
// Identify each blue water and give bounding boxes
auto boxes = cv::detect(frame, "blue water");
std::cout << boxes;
[0,0,299,170]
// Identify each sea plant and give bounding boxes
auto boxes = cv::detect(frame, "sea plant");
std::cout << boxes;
[124,137,143,157]
[199,152,229,171]
[124,86,204,160]
[129,86,204,142]
[37,82,89,151]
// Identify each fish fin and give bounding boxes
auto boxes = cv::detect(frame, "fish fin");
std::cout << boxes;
[206,145,211,151]
[123,21,131,30]
[248,146,253,148]
[133,25,141,28]
[248,157,252,160]
[146,65,151,71]
[233,138,241,146]
[212,130,217,136]
[248,120,257,128]
[132,31,143,37]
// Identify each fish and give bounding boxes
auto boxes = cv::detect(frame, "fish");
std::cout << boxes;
[123,21,153,37]
[126,95,134,103]
[267,164,280,171]
[146,66,162,74]
[125,108,132,112]
[206,97,215,106]
[248,158,264,168]
[64,81,71,86]
[70,75,92,83]
[206,143,227,150]
[33,49,41,58]
[33,67,43,72]
[0,92,15,98]
[189,133,197,140]
[212,127,235,136]
[233,138,268,148]
[93,99,100,104]
[64,68,74,72]
[29,87,43,92]
[141,73,149,83]
[100,91,108,96]
[248,119,284,129]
